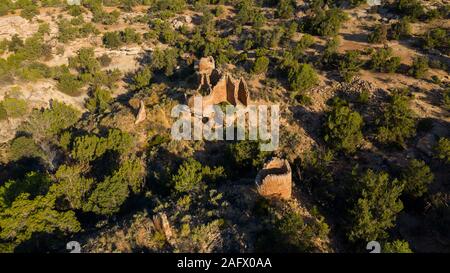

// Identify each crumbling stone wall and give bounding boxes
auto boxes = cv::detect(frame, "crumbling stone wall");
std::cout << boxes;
[189,57,249,108]
[255,157,292,200]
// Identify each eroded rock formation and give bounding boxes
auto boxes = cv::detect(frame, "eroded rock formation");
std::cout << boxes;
[134,100,146,125]
[255,157,292,200]
[189,56,249,108]
[152,213,175,245]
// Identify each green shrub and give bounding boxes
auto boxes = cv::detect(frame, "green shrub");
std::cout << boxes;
[92,9,120,25]
[368,24,388,44]
[0,1,12,16]
[369,47,401,73]
[252,56,270,75]
[98,54,112,67]
[20,101,81,140]
[384,240,413,253]
[255,204,329,253]
[408,56,429,79]
[236,0,266,27]
[389,18,411,40]
[323,98,363,154]
[85,158,144,215]
[121,27,142,44]
[71,129,133,162]
[395,0,425,21]
[56,72,83,96]
[69,47,100,75]
[376,90,415,148]
[151,48,179,76]
[20,4,39,20]
[435,137,450,164]
[152,0,186,13]
[130,66,152,91]
[227,140,268,174]
[303,8,348,37]
[85,87,112,113]
[9,136,42,161]
[349,169,404,242]
[321,36,340,67]
[288,63,319,97]
[293,34,314,58]
[338,50,362,82]
[171,158,224,195]
[0,191,80,252]
[443,88,450,110]
[0,97,28,118]
[423,28,450,54]
[276,0,295,19]
[102,31,123,49]
[401,159,434,198]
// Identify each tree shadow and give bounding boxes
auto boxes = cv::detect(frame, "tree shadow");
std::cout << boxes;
[288,104,325,146]
[341,32,368,43]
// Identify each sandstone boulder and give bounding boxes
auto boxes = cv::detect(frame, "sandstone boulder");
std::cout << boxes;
[134,100,146,125]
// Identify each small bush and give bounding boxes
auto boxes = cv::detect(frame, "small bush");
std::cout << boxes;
[102,32,123,49]
[85,87,112,114]
[368,24,388,44]
[401,159,434,198]
[369,47,401,73]
[376,90,415,148]
[98,54,112,67]
[20,4,39,20]
[338,51,362,82]
[395,0,425,21]
[9,136,42,161]
[276,0,295,19]
[288,63,319,97]
[57,72,84,96]
[442,88,450,110]
[303,8,348,37]
[349,169,404,242]
[408,56,429,79]
[252,56,270,75]
[389,18,411,40]
[423,28,450,55]
[384,240,413,253]
[151,48,179,76]
[323,98,364,154]
[435,137,450,164]
[0,97,28,118]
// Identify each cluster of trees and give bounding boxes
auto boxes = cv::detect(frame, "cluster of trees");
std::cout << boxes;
[57,17,99,44]
[368,19,412,44]
[103,28,142,49]
[321,88,416,155]
[55,47,122,98]
[302,6,348,37]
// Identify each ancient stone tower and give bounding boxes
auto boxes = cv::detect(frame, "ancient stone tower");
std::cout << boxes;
[255,157,292,200]
[189,56,249,108]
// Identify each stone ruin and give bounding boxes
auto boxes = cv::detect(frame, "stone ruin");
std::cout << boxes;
[188,56,249,109]
[255,157,292,200]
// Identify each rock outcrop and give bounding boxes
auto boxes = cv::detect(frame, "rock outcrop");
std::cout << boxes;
[255,157,292,200]
[134,100,146,125]
[152,213,175,245]
[189,56,249,108]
